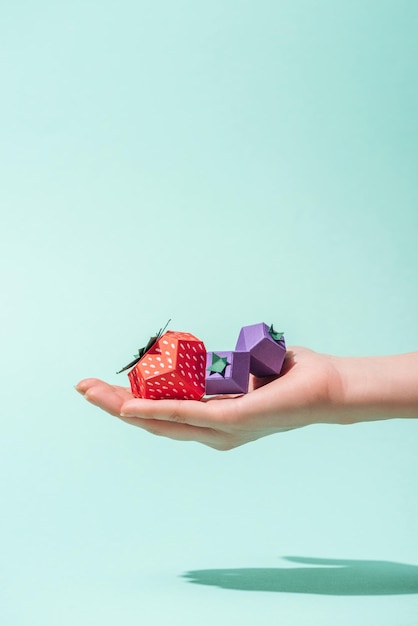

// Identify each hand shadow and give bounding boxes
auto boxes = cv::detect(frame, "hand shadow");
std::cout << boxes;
[182,557,418,595]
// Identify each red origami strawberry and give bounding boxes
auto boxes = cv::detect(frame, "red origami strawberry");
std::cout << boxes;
[126,331,206,400]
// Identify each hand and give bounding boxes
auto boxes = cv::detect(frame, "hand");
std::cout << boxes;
[75,347,345,450]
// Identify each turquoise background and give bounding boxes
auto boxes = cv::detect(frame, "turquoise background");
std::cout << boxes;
[1,1,417,624]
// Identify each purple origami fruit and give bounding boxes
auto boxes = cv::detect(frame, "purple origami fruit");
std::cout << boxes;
[205,351,250,395]
[235,323,286,377]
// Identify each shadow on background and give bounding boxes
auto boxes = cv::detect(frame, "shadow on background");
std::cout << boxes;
[183,557,418,595]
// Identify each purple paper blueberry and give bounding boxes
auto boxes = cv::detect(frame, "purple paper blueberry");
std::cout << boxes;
[205,351,250,395]
[235,322,286,377]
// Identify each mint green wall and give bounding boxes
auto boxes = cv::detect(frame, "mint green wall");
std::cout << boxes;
[1,2,417,624]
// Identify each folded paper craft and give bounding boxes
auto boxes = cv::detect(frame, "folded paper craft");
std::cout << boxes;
[205,350,250,395]
[235,322,286,377]
[119,322,285,400]
[128,331,206,400]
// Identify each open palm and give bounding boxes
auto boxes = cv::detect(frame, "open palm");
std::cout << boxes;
[76,347,343,450]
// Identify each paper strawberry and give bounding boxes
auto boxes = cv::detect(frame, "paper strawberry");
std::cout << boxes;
[127,331,206,400]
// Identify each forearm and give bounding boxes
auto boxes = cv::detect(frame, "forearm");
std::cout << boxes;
[330,352,418,424]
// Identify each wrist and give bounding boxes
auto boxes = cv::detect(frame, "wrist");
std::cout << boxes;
[329,353,418,424]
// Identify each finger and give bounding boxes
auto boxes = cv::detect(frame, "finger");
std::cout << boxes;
[120,395,245,428]
[80,381,226,446]
[84,383,125,417]
[75,378,103,394]
[118,415,221,446]
[77,378,133,402]
[111,385,134,402]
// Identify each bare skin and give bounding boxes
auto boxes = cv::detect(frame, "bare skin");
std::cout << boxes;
[75,347,418,451]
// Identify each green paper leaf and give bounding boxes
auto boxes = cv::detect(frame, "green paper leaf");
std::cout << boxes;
[116,318,171,374]
[207,353,230,378]
[269,324,284,342]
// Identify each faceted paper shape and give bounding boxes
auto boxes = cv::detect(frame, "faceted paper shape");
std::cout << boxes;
[235,322,286,377]
[205,351,250,395]
[128,331,206,400]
